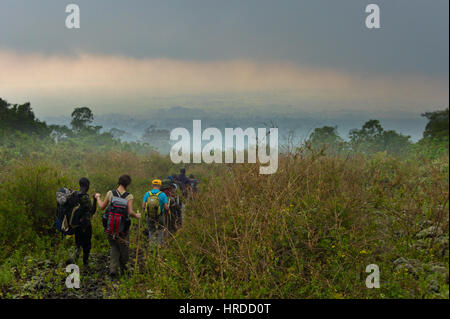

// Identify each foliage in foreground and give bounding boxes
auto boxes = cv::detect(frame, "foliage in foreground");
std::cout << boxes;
[0,146,448,299]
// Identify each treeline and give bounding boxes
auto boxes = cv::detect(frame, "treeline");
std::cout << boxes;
[1,97,448,158]
[0,98,116,141]
[306,109,448,158]
[0,98,49,135]
[0,98,153,165]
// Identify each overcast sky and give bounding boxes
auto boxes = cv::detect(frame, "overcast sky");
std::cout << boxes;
[0,0,448,117]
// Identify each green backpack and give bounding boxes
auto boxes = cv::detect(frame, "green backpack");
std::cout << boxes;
[146,191,162,219]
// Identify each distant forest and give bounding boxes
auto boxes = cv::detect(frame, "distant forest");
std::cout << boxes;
[1,97,448,158]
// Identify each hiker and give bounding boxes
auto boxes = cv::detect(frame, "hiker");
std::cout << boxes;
[169,175,184,227]
[142,179,169,248]
[95,174,141,278]
[188,174,199,199]
[188,174,198,193]
[171,182,183,228]
[65,177,97,267]
[177,168,192,197]
[161,179,182,234]
[170,174,182,191]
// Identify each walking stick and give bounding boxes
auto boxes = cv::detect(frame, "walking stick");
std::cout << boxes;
[134,210,141,275]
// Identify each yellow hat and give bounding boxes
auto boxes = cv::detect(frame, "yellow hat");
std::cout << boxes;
[152,179,162,186]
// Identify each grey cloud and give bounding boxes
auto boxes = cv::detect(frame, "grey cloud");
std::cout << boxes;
[0,0,448,77]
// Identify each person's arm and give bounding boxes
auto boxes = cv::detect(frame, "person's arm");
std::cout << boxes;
[95,193,110,210]
[142,192,149,211]
[127,199,141,219]
[161,193,169,212]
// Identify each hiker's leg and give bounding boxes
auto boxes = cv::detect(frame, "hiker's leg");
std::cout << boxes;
[156,228,164,245]
[156,216,165,245]
[148,219,157,248]
[82,225,92,266]
[170,212,175,233]
[108,237,120,275]
[119,235,129,272]
[73,228,82,263]
[163,214,168,242]
[66,245,80,265]
[146,216,151,241]
[168,211,176,234]
[74,246,81,263]
[175,210,182,228]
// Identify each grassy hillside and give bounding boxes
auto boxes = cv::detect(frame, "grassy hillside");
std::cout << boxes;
[0,141,448,299]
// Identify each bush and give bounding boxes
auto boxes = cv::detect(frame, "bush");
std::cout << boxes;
[2,161,70,236]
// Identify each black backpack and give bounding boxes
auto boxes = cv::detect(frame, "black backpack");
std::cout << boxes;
[55,188,82,235]
[102,190,131,237]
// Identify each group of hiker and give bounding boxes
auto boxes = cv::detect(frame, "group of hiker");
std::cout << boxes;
[56,168,198,278]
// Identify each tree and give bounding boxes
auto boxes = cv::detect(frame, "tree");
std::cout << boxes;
[307,126,344,153]
[416,108,449,157]
[70,107,94,133]
[381,129,412,155]
[349,119,410,155]
[350,120,383,142]
[0,98,49,135]
[421,108,449,140]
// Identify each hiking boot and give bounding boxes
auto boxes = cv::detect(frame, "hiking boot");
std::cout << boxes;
[82,252,90,267]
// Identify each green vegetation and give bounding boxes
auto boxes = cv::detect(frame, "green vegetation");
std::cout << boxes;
[0,98,448,299]
[0,98,49,135]
[348,119,411,156]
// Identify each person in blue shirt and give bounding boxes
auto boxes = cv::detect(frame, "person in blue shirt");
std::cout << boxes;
[142,179,169,247]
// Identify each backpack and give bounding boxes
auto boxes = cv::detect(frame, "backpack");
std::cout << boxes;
[146,191,162,220]
[102,190,131,237]
[55,188,81,235]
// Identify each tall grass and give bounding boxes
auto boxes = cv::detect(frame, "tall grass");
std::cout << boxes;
[0,143,448,298]
[117,149,449,298]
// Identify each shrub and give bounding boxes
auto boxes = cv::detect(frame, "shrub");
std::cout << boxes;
[2,161,70,236]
